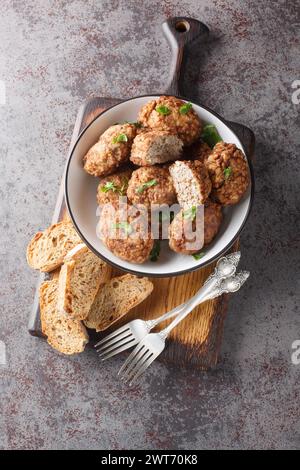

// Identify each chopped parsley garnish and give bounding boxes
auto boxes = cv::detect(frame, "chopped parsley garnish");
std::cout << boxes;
[179,102,192,114]
[100,178,129,196]
[201,124,222,148]
[182,206,197,221]
[192,252,205,260]
[136,179,158,194]
[112,222,132,235]
[118,178,129,195]
[101,181,116,193]
[150,240,161,262]
[224,166,232,179]
[112,133,128,144]
[155,105,171,116]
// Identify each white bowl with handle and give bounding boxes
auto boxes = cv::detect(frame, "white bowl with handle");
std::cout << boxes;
[65,94,254,277]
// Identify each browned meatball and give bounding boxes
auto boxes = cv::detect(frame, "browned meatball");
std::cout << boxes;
[83,123,136,177]
[130,129,183,166]
[203,200,223,245]
[205,142,250,205]
[97,168,133,208]
[168,206,204,255]
[127,166,176,209]
[149,207,176,241]
[169,160,212,208]
[182,140,212,162]
[138,96,202,146]
[98,204,154,264]
[168,201,223,255]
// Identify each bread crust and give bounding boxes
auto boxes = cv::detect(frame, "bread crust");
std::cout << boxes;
[40,280,89,355]
[57,245,112,320]
[84,274,153,331]
[27,220,81,272]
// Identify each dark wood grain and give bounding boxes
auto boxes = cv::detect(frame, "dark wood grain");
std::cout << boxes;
[28,96,254,369]
[162,17,209,96]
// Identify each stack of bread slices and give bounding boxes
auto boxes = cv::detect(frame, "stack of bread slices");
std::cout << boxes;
[27,219,153,355]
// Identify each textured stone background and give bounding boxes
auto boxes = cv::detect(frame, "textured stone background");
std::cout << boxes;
[0,0,299,450]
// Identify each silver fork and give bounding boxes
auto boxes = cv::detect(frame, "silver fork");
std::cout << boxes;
[95,252,241,360]
[118,271,250,385]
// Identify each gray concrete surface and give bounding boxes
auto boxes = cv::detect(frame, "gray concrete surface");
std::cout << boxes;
[0,0,299,450]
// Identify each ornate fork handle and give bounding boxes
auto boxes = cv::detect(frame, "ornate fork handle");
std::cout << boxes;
[158,270,250,340]
[205,271,250,299]
[203,251,241,287]
[145,251,241,330]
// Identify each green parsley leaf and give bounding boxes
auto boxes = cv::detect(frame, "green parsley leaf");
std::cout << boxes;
[136,179,158,194]
[192,252,205,260]
[201,124,222,148]
[182,206,197,221]
[112,222,132,235]
[150,240,161,262]
[100,181,117,193]
[118,177,129,195]
[155,105,171,116]
[100,178,128,195]
[112,133,128,144]
[179,102,192,114]
[224,166,232,179]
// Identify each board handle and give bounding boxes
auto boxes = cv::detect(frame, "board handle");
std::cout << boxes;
[162,17,209,97]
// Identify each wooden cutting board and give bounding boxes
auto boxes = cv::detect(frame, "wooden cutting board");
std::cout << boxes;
[28,96,255,369]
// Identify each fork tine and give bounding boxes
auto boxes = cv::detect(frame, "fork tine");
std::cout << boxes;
[97,329,133,353]
[118,343,145,376]
[129,354,156,385]
[120,346,148,379]
[94,325,131,348]
[98,335,134,358]
[100,337,138,361]
[125,351,153,384]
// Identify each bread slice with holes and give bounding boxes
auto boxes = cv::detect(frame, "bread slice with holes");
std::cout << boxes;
[40,279,89,355]
[27,220,82,272]
[57,244,112,321]
[84,274,153,331]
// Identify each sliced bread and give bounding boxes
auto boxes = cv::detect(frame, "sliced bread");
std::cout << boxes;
[27,220,82,272]
[39,279,89,355]
[57,244,112,321]
[84,274,153,331]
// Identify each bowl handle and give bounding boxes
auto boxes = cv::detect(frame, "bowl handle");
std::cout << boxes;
[162,17,209,97]
[226,120,256,161]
